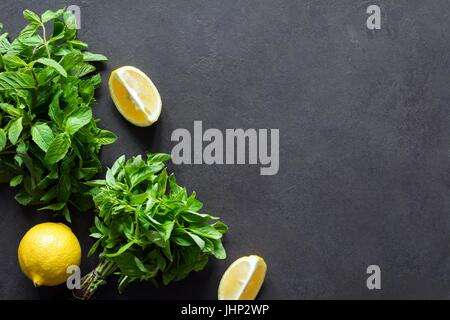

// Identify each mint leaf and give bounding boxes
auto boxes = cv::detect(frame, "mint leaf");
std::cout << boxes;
[23,9,41,25]
[8,117,23,145]
[41,9,64,23]
[59,52,84,71]
[65,107,92,135]
[2,54,27,69]
[63,11,78,29]
[0,129,6,151]
[68,63,96,78]
[31,123,54,152]
[0,33,11,54]
[83,52,108,62]
[35,58,67,77]
[96,130,118,145]
[45,132,71,164]
[0,72,35,90]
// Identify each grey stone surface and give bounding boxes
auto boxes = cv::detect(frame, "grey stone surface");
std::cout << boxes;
[0,0,449,299]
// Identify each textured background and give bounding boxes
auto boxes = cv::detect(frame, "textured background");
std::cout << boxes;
[0,0,449,299]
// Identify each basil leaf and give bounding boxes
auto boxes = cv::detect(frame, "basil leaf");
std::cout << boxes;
[188,224,223,240]
[9,175,23,187]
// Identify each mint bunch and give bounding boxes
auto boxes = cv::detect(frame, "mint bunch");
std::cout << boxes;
[0,9,116,220]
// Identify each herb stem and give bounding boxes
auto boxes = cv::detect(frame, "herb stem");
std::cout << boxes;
[0,151,15,155]
[41,23,51,58]
[72,258,117,300]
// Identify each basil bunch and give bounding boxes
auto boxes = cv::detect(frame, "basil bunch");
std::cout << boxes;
[74,154,228,299]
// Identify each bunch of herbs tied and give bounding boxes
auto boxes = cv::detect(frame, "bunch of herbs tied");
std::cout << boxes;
[74,154,228,299]
[0,9,116,221]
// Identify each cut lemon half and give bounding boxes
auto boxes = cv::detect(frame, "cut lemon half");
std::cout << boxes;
[109,66,162,127]
[218,255,267,300]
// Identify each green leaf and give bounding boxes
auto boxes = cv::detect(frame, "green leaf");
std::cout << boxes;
[56,173,71,203]
[39,185,57,202]
[134,256,148,273]
[65,107,92,135]
[31,123,54,152]
[35,58,67,77]
[104,241,136,258]
[0,129,6,151]
[212,239,226,259]
[83,52,108,62]
[45,132,71,164]
[148,153,172,163]
[41,9,64,23]
[88,238,102,257]
[69,40,88,49]
[69,63,96,78]
[188,224,223,240]
[118,276,131,294]
[15,190,33,206]
[90,233,103,239]
[64,11,78,30]
[0,72,35,90]
[181,210,218,223]
[48,90,63,124]
[23,10,41,24]
[0,33,11,54]
[59,52,83,71]
[212,221,229,234]
[8,117,23,145]
[186,231,205,250]
[9,175,23,187]
[63,206,71,223]
[38,203,66,211]
[0,103,21,117]
[2,54,27,69]
[96,130,117,145]
[89,74,102,88]
[173,234,194,247]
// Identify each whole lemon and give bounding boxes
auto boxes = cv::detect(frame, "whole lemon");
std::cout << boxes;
[18,222,81,287]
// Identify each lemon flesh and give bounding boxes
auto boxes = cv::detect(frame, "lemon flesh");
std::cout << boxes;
[18,222,81,287]
[109,66,162,127]
[218,255,267,300]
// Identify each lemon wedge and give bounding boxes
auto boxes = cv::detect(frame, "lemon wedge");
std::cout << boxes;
[218,255,267,300]
[108,66,162,127]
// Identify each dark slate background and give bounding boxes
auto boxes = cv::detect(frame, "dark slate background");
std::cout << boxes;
[0,0,449,300]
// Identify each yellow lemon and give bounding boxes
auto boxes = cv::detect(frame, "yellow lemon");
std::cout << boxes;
[218,255,267,300]
[109,66,162,127]
[18,222,81,287]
